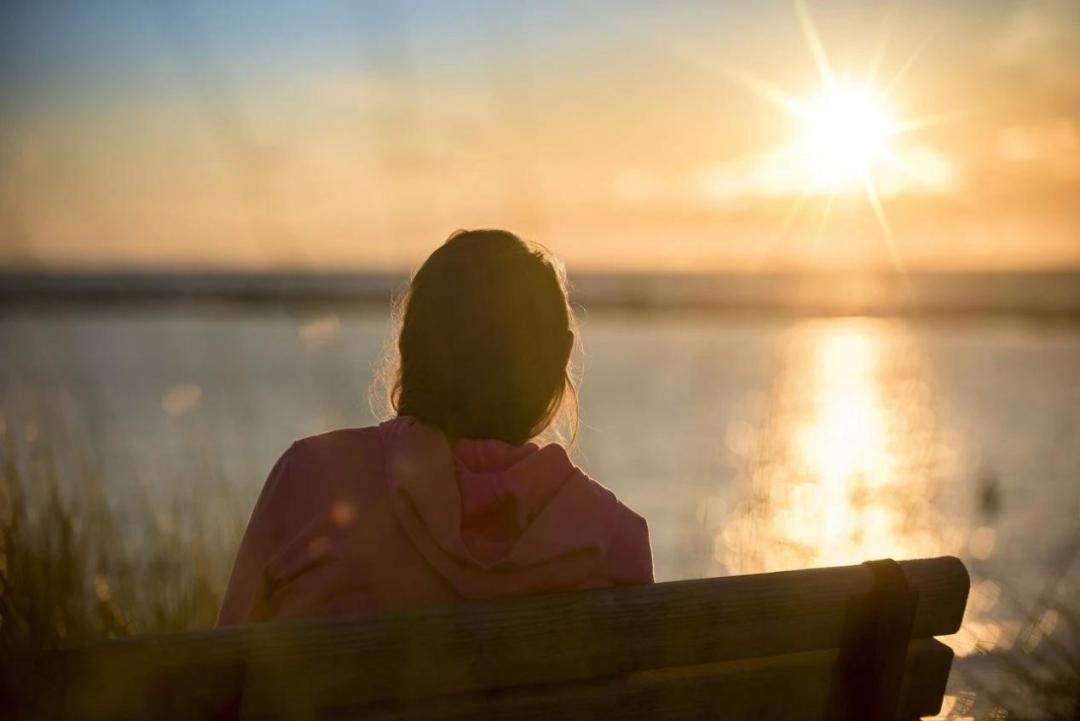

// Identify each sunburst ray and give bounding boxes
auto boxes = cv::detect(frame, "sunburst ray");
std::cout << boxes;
[795,0,835,90]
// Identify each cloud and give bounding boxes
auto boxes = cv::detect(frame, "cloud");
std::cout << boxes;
[992,0,1080,90]
[995,118,1080,180]
[692,143,958,204]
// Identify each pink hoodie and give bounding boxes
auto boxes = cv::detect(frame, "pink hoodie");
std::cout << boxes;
[217,416,653,625]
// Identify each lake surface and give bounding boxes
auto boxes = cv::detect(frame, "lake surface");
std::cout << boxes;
[2,306,1079,716]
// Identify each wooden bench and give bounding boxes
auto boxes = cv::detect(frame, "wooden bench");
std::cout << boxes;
[40,556,969,720]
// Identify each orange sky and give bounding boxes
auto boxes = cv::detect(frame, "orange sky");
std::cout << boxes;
[2,1,1078,272]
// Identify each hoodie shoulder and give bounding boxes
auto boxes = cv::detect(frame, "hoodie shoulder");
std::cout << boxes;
[293,426,382,458]
[602,503,655,586]
[288,426,387,499]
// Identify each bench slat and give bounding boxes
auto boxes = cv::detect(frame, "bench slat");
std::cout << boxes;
[315,639,953,721]
[57,557,968,719]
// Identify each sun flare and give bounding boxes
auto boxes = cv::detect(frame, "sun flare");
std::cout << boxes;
[708,0,959,253]
[797,84,897,191]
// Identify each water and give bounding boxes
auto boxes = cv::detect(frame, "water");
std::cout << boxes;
[2,305,1079,713]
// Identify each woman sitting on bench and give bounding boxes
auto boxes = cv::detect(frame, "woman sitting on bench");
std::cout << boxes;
[218,229,654,625]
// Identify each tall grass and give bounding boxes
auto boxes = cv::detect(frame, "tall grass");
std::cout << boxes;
[0,424,227,714]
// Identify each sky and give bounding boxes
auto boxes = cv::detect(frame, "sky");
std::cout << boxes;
[2,0,1079,272]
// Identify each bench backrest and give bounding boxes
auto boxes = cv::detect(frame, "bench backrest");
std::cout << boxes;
[46,556,969,720]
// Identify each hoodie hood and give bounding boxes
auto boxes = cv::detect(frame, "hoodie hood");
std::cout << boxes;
[378,416,622,598]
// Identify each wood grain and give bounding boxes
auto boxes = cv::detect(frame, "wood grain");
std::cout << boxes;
[319,639,953,721]
[53,556,968,719]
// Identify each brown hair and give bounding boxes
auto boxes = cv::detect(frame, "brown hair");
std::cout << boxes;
[379,229,578,445]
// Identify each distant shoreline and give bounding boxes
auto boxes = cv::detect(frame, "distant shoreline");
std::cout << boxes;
[2,269,1080,318]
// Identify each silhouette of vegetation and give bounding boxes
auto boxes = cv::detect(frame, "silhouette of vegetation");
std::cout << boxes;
[0,428,225,714]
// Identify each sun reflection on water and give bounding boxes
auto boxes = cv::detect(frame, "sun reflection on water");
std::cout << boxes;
[709,319,1037,665]
[717,319,958,576]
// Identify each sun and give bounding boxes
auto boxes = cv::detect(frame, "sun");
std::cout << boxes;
[796,83,897,191]
[702,0,957,248]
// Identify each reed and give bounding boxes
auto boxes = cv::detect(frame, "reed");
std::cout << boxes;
[0,426,225,661]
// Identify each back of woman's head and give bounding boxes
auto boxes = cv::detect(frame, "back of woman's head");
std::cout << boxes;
[387,229,577,445]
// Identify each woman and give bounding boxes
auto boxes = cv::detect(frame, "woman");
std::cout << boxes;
[218,229,653,625]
